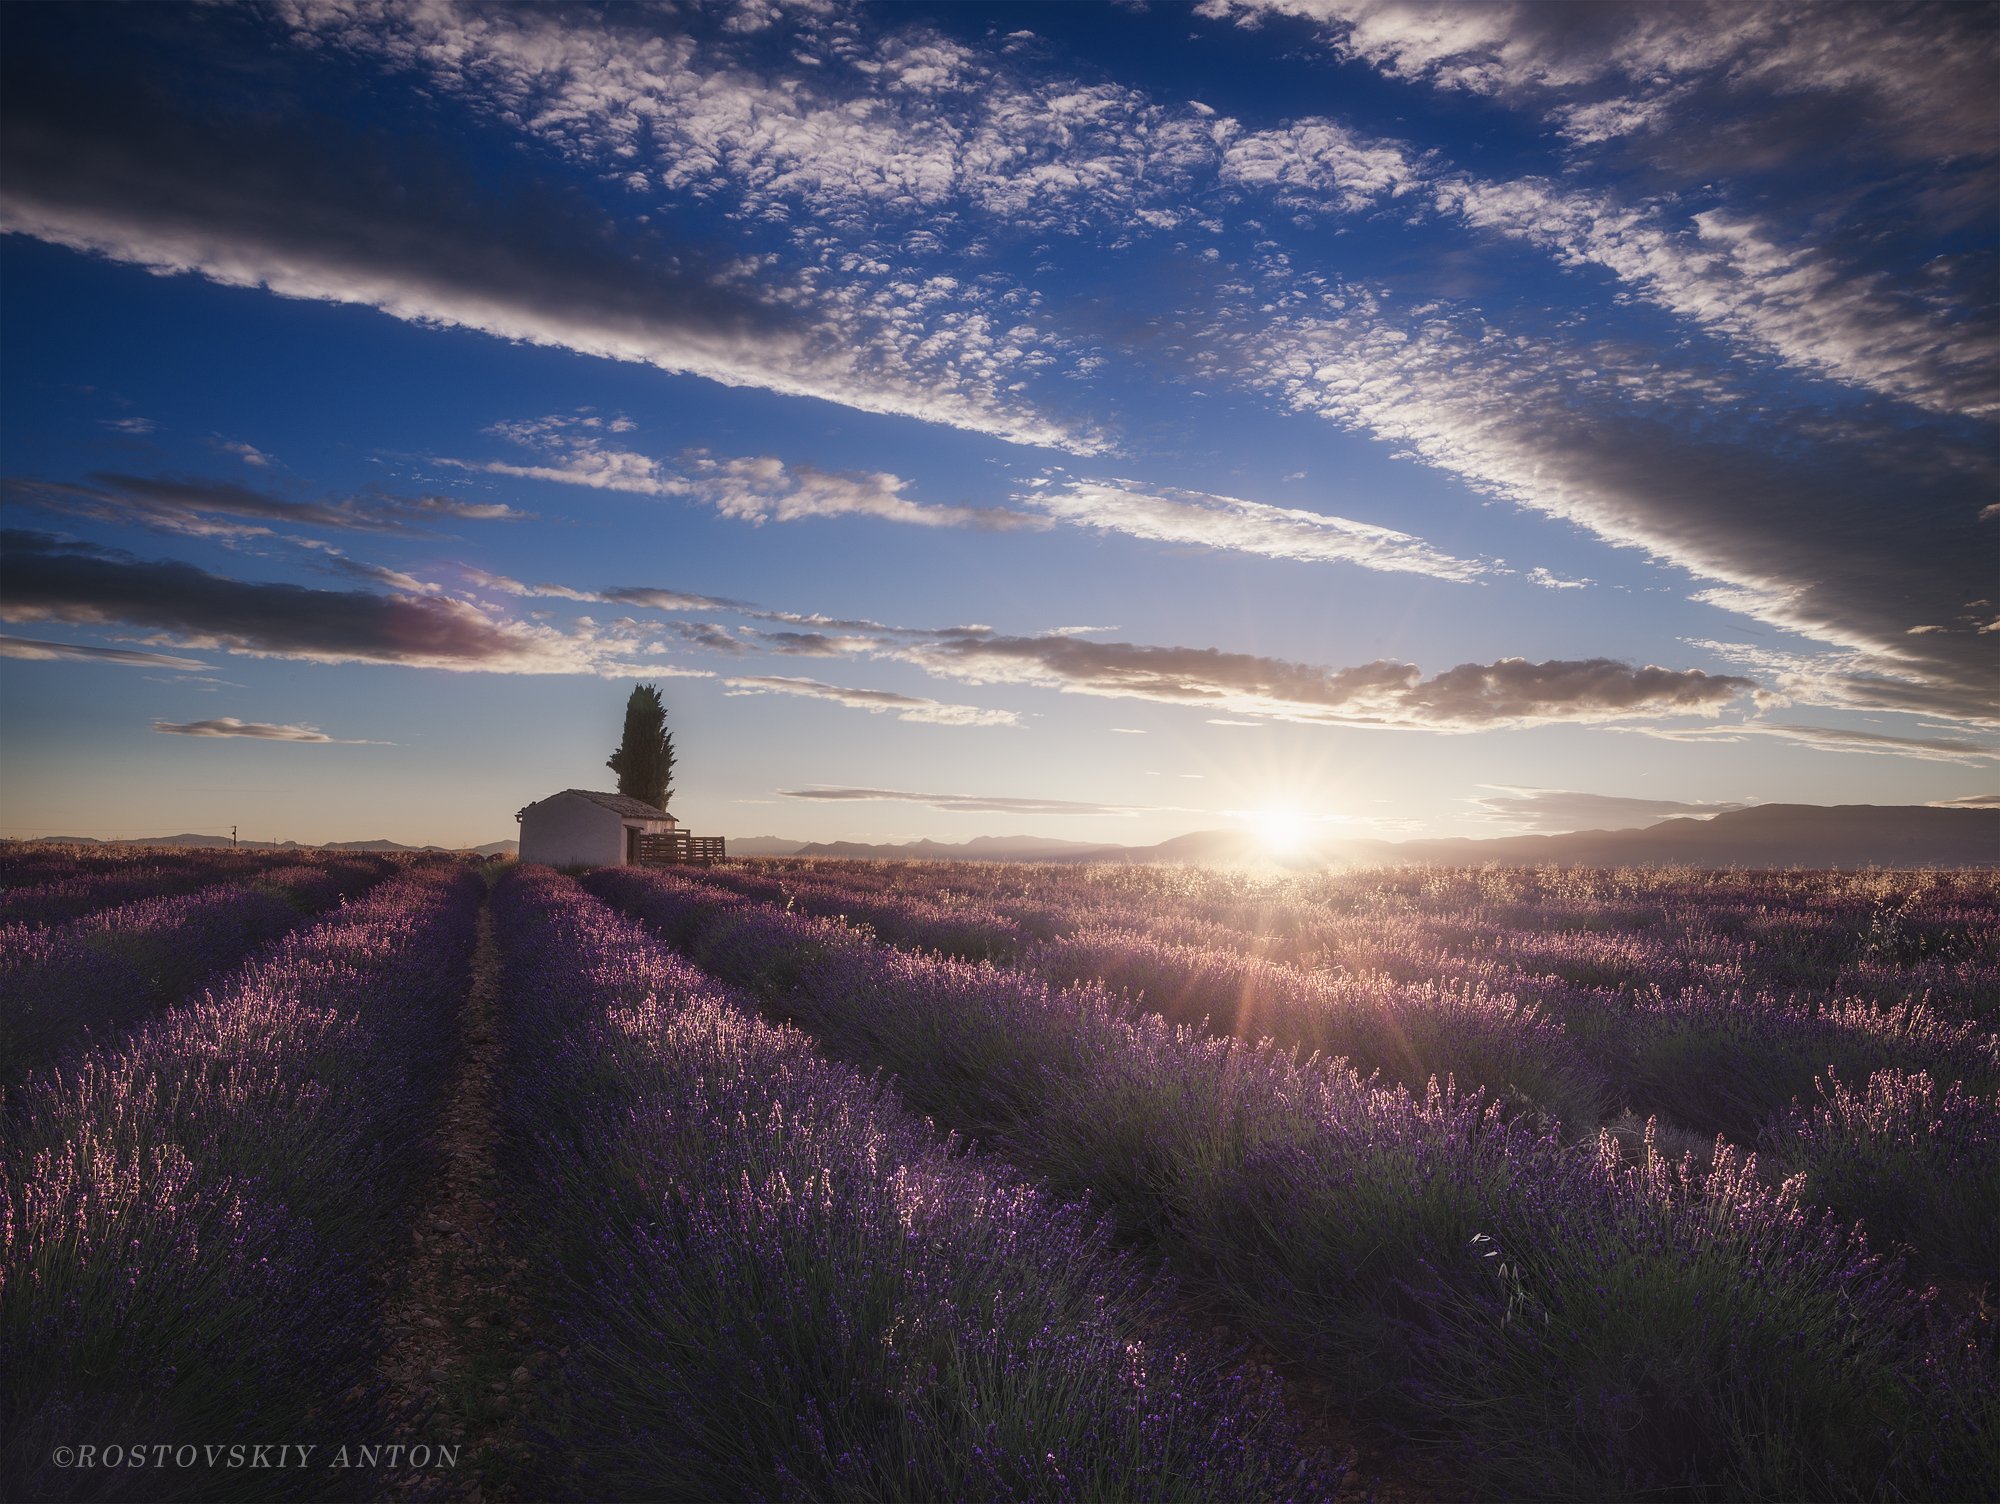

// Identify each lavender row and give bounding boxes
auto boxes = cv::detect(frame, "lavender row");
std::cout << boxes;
[0,852,299,930]
[591,865,1998,1502]
[719,864,2000,1150]
[1,861,482,1501]
[1584,981,1999,1150]
[0,857,391,1084]
[707,863,1608,1130]
[490,866,1329,1501]
[714,864,2000,1282]
[0,844,284,891]
[747,858,2000,1022]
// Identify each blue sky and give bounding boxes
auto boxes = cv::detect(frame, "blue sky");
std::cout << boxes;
[1,0,1994,848]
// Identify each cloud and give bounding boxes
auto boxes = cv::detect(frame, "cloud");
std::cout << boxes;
[279,0,1216,236]
[467,422,1037,529]
[31,0,1982,471]
[2,472,531,540]
[743,630,881,658]
[101,416,155,435]
[1211,114,1999,418]
[1024,477,1486,578]
[1466,784,1748,832]
[1189,9,1997,421]
[152,716,382,744]
[1931,793,2000,809]
[465,571,926,653]
[0,634,211,669]
[1629,721,1998,765]
[672,622,748,655]
[390,494,533,524]
[0,530,703,678]
[724,675,1019,727]
[1527,567,1592,590]
[684,455,1037,530]
[217,440,274,468]
[466,562,1760,732]
[0,55,1094,454]
[1195,1,1999,165]
[898,629,1756,729]
[1685,638,2000,727]
[777,786,1149,816]
[315,557,439,596]
[463,570,642,607]
[1428,177,2000,420]
[1215,290,1997,723]
[1219,117,1426,212]
[458,421,690,500]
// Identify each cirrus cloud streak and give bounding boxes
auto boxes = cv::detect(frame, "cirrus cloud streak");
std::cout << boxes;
[152,716,384,744]
[724,675,1019,727]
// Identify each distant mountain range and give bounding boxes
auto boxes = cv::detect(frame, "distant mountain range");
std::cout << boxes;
[764,805,1999,869]
[19,834,521,856]
[12,806,1994,868]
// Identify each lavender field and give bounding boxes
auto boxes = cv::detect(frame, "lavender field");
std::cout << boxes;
[3,849,1996,1501]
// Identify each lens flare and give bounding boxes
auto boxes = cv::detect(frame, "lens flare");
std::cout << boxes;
[1244,805,1314,856]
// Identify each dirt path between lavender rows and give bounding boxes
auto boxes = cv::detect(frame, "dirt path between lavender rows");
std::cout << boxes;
[377,894,549,1501]
[376,882,1459,1502]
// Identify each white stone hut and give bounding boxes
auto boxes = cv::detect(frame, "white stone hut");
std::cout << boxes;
[516,789,676,868]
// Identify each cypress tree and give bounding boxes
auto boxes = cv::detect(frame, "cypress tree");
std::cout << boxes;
[606,684,675,811]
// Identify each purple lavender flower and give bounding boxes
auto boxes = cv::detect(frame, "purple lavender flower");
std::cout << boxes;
[499,865,1331,1501]
[2,861,480,1502]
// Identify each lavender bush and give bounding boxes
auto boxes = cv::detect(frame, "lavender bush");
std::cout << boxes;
[705,870,1608,1126]
[0,863,239,930]
[1768,1068,2000,1286]
[0,859,387,1083]
[1,862,481,1501]
[1611,984,1999,1145]
[492,866,1331,1501]
[595,864,1998,1501]
[734,859,2000,1177]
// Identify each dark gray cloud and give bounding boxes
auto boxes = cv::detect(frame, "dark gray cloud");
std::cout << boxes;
[1226,301,2000,725]
[902,630,1756,729]
[0,48,1089,450]
[1466,785,1748,833]
[315,557,436,594]
[1201,1,2000,168]
[747,631,867,657]
[673,622,748,655]
[470,563,1767,730]
[2,472,530,539]
[600,586,763,616]
[0,633,210,669]
[489,572,947,643]
[0,531,644,675]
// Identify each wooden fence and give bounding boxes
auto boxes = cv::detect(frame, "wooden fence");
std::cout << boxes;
[633,831,727,867]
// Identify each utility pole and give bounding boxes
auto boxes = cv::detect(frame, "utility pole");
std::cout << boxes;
[231,824,237,849]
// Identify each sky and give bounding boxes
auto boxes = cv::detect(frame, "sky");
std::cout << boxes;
[0,0,1994,849]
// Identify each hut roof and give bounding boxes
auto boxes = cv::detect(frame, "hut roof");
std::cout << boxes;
[558,789,673,821]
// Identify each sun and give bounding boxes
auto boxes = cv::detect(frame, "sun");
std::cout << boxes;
[1243,804,1315,857]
